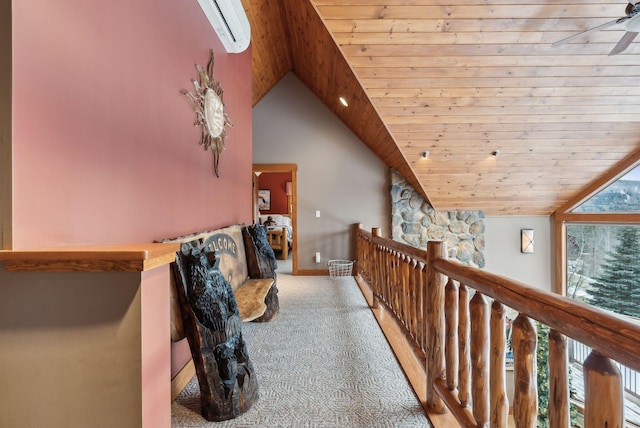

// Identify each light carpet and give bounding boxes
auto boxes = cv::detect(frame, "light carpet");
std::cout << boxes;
[172,262,431,427]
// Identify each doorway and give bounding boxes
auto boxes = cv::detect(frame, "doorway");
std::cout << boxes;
[252,164,298,274]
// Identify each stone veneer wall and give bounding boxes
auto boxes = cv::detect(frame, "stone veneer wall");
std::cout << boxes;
[391,170,486,268]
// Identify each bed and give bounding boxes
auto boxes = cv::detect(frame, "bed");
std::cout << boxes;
[260,214,293,260]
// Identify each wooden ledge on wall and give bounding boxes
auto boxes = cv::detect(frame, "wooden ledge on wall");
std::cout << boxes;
[0,243,180,272]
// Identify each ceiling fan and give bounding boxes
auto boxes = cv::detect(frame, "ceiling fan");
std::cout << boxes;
[552,2,640,55]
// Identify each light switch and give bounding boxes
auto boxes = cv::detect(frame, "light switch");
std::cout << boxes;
[315,210,321,218]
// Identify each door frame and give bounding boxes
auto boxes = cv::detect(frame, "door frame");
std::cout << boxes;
[252,164,298,274]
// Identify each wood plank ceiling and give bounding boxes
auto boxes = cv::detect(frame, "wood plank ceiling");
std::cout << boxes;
[243,0,640,216]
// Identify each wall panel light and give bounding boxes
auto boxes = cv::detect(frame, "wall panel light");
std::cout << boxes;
[521,229,534,253]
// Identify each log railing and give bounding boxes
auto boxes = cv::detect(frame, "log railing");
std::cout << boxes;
[354,225,640,427]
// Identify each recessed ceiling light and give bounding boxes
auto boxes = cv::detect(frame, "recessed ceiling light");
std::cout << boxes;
[491,150,500,157]
[421,150,430,159]
[339,96,349,107]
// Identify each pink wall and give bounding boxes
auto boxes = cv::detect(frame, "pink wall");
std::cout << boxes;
[142,267,171,426]
[12,0,252,249]
[12,0,253,379]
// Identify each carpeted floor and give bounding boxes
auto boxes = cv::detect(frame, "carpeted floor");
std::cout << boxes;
[172,259,431,427]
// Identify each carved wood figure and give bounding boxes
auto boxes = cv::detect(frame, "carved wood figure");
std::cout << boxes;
[243,224,277,278]
[242,224,279,322]
[175,246,258,421]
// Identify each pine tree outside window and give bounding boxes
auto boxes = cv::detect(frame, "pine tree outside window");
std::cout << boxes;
[588,226,640,319]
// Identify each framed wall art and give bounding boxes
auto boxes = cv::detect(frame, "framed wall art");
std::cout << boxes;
[258,190,270,211]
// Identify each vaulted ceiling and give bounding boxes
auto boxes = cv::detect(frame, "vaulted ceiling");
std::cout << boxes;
[243,0,640,215]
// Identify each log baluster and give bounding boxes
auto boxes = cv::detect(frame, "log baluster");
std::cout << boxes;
[367,232,373,281]
[583,351,623,428]
[380,247,390,307]
[372,242,381,308]
[548,329,569,428]
[395,253,402,320]
[384,247,390,305]
[400,254,410,330]
[426,240,447,413]
[470,292,490,428]
[396,251,403,317]
[389,249,395,309]
[376,244,385,305]
[402,255,410,332]
[490,300,509,428]
[391,250,400,315]
[376,245,383,304]
[418,261,428,353]
[408,257,419,341]
[353,225,362,276]
[357,226,369,282]
[384,248,394,306]
[444,278,459,391]
[458,283,471,407]
[371,228,382,309]
[512,314,538,428]
[382,248,390,308]
[360,228,368,291]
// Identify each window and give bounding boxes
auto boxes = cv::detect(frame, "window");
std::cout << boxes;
[572,165,640,213]
[567,224,640,318]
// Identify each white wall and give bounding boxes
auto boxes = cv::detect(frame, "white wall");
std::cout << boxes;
[253,73,389,271]
[484,216,554,291]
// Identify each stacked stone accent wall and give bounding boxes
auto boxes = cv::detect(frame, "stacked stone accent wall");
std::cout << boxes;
[391,170,485,268]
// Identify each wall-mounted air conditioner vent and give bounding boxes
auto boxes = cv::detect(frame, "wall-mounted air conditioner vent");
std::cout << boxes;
[196,0,251,54]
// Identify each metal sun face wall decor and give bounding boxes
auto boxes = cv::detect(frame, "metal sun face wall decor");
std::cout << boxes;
[182,49,232,177]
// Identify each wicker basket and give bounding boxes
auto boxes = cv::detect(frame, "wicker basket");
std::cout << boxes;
[327,260,354,278]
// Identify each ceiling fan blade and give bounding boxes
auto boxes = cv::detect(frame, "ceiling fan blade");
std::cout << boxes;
[609,31,639,55]
[552,19,622,47]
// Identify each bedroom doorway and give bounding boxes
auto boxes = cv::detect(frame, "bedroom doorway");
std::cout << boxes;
[252,164,298,275]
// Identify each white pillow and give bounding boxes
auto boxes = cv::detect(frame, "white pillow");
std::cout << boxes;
[280,216,292,227]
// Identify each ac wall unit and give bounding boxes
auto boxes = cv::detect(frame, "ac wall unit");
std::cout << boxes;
[196,0,251,53]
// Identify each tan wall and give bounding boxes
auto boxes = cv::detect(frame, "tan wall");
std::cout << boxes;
[0,264,171,428]
[484,216,554,291]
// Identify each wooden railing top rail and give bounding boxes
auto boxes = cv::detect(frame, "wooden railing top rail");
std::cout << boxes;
[356,228,372,239]
[433,256,640,373]
[369,235,429,263]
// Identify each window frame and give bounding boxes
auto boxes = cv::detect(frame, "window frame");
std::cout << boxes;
[554,150,640,295]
